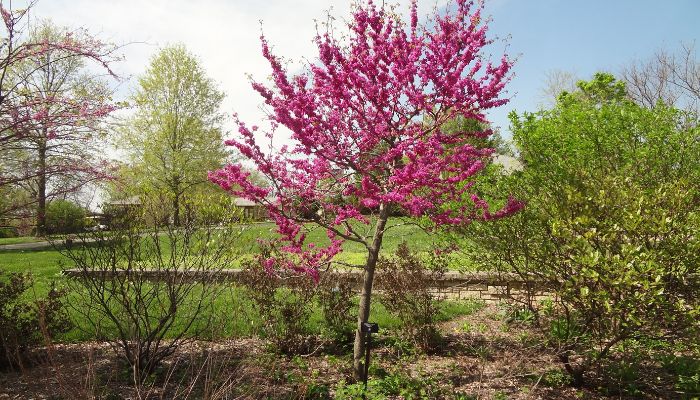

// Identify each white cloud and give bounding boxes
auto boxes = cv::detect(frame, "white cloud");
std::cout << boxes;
[30,0,448,137]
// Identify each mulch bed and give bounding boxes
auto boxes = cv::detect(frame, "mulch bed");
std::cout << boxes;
[0,305,681,399]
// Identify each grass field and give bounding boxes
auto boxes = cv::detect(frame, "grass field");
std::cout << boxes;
[0,220,452,282]
[0,236,46,245]
[0,219,476,342]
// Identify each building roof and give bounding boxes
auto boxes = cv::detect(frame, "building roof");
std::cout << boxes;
[493,155,523,173]
[107,196,142,206]
[233,197,258,207]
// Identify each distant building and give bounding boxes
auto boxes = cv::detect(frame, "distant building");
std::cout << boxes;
[233,197,268,221]
[103,196,143,227]
[493,154,523,173]
[107,196,142,207]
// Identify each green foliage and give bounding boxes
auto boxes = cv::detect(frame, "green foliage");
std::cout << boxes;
[0,227,18,238]
[662,355,700,398]
[334,369,455,400]
[0,272,71,370]
[115,44,232,226]
[45,199,86,234]
[440,114,513,157]
[540,368,572,388]
[377,243,448,352]
[462,73,700,386]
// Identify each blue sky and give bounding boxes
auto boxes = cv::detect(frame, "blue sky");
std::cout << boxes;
[482,0,699,137]
[35,0,699,141]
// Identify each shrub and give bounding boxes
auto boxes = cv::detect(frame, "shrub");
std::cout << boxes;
[239,253,318,355]
[61,200,241,382]
[0,272,71,370]
[461,73,700,386]
[377,243,447,352]
[0,226,18,238]
[317,272,357,347]
[45,199,86,234]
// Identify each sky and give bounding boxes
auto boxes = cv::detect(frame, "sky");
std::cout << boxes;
[29,0,700,142]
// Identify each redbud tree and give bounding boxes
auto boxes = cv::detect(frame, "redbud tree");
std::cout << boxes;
[0,2,119,232]
[210,0,522,378]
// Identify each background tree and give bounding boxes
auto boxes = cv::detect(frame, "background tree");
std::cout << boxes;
[118,44,229,227]
[210,0,521,379]
[1,20,117,235]
[538,69,579,107]
[44,198,86,234]
[461,73,700,386]
[621,42,699,114]
[440,114,513,156]
[0,1,117,146]
[0,2,119,235]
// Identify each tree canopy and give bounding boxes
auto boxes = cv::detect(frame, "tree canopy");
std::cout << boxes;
[118,44,230,226]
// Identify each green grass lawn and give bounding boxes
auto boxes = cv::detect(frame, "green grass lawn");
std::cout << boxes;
[0,219,478,343]
[0,248,73,292]
[235,219,447,266]
[0,219,471,291]
[0,236,47,245]
[0,219,473,293]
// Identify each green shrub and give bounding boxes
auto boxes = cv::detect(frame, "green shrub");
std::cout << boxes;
[0,226,18,238]
[0,272,71,370]
[661,355,700,398]
[461,73,700,386]
[239,255,318,355]
[377,243,447,352]
[45,199,86,234]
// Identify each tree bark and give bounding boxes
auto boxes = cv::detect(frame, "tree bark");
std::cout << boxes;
[172,194,180,227]
[352,203,390,381]
[35,138,47,236]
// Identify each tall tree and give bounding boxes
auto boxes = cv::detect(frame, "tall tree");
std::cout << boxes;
[120,44,228,226]
[621,43,700,114]
[210,0,521,379]
[1,18,118,235]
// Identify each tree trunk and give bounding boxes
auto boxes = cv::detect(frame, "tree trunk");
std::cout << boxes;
[560,353,585,388]
[36,139,47,237]
[352,204,390,381]
[172,194,180,227]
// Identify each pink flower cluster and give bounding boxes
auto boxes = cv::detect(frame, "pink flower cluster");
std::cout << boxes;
[209,0,523,278]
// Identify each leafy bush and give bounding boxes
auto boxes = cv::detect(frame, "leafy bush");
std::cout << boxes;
[239,256,318,355]
[662,355,700,398]
[317,272,357,347]
[240,245,358,354]
[377,243,447,352]
[0,272,71,370]
[61,201,240,382]
[461,73,700,386]
[0,226,18,238]
[45,199,86,234]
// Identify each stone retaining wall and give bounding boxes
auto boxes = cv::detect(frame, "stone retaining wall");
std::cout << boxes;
[62,269,551,303]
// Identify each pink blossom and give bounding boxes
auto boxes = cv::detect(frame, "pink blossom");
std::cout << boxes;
[210,0,520,278]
